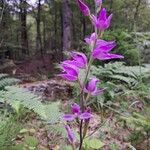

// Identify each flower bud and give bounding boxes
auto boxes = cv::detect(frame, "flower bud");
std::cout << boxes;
[77,0,90,16]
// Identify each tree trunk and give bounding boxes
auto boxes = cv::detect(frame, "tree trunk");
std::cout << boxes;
[133,0,141,31]
[54,2,57,50]
[59,2,63,60]
[36,0,43,55]
[20,0,29,58]
[43,17,46,51]
[62,0,72,51]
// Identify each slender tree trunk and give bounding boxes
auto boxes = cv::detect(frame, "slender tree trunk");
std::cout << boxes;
[62,0,72,51]
[43,17,46,51]
[20,0,29,58]
[60,2,63,60]
[133,0,141,31]
[72,8,76,48]
[36,0,43,55]
[54,2,57,50]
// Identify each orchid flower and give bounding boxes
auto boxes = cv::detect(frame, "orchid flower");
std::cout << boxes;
[63,103,93,121]
[85,33,98,49]
[92,39,124,60]
[92,8,113,31]
[84,78,104,96]
[60,2,125,149]
[70,51,87,68]
[59,63,79,81]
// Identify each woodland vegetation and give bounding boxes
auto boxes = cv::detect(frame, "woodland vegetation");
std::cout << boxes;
[0,0,150,150]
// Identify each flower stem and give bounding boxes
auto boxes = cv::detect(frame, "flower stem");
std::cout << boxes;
[79,120,83,150]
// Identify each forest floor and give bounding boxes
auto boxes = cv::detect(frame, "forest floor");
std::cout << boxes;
[17,78,145,150]
[0,58,147,150]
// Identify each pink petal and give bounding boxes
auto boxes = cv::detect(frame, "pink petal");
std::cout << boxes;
[96,40,116,52]
[59,74,77,81]
[86,78,99,92]
[77,0,90,16]
[94,52,124,60]
[63,114,75,121]
[79,112,93,120]
[92,88,105,96]
[85,33,98,46]
[71,51,87,68]
[65,125,75,143]
[61,63,79,76]
[98,8,107,21]
[106,14,113,28]
[71,103,81,115]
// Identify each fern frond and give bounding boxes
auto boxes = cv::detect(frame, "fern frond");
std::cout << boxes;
[0,74,9,79]
[0,73,20,89]
[91,62,150,88]
[0,86,62,124]
[110,75,138,87]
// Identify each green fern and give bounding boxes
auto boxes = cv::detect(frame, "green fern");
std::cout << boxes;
[0,86,62,124]
[0,115,22,149]
[91,62,150,88]
[121,111,150,131]
[0,73,20,90]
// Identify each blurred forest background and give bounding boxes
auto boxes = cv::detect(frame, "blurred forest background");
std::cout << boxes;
[0,0,150,76]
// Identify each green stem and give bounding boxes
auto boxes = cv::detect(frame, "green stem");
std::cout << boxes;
[79,6,99,149]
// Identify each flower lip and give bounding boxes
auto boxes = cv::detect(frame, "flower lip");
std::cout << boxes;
[79,112,93,120]
[71,103,81,115]
[85,78,99,92]
[84,78,105,96]
[63,114,75,121]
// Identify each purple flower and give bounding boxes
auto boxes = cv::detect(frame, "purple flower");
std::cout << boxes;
[95,0,102,7]
[63,114,76,121]
[79,112,93,120]
[84,78,105,96]
[59,63,79,81]
[71,103,81,115]
[77,0,90,16]
[92,40,124,60]
[62,52,87,69]
[65,125,75,143]
[92,8,113,31]
[70,52,87,68]
[63,103,93,121]
[85,33,97,48]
